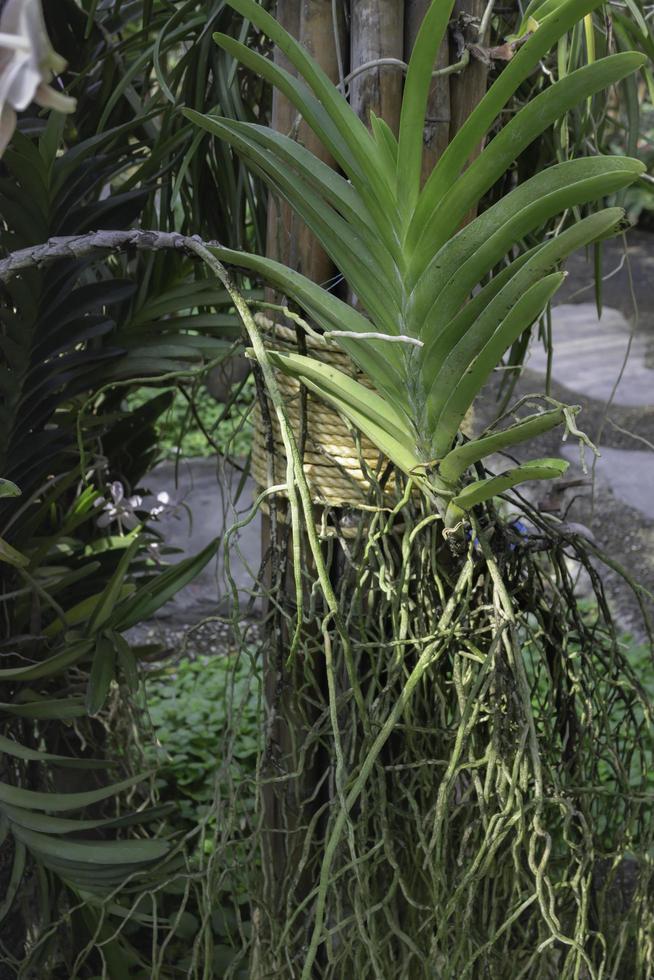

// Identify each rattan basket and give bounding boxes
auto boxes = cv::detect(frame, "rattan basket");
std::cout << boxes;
[251,317,397,506]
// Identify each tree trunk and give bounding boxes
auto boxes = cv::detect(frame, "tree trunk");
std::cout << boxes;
[258,0,493,969]
[258,2,343,969]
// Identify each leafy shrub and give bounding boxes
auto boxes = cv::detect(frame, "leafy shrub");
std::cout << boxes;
[126,376,255,461]
[142,648,261,977]
[145,648,262,830]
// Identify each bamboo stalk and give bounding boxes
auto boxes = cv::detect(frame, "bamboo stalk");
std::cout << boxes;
[266,1,341,286]
[404,0,451,182]
[349,0,404,136]
[261,5,344,961]
[295,0,343,284]
[450,0,491,151]
[265,0,301,277]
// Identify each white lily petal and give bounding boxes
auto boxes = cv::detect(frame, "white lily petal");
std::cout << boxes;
[34,82,76,113]
[0,33,31,52]
[0,0,75,156]
[0,104,15,156]
[46,50,67,75]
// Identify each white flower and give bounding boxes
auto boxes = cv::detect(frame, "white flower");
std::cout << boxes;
[94,483,179,532]
[95,481,143,534]
[149,491,171,518]
[0,0,76,157]
[93,483,181,565]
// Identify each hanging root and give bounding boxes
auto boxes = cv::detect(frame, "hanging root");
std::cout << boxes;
[230,467,654,980]
[98,455,653,979]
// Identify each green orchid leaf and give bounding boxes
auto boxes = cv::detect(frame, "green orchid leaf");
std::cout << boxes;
[409,52,646,278]
[0,734,107,769]
[369,113,399,186]
[411,156,645,331]
[87,537,142,635]
[429,273,567,451]
[452,458,570,510]
[0,536,28,568]
[0,773,152,813]
[409,0,636,251]
[424,209,624,443]
[0,478,20,498]
[187,113,402,333]
[0,698,87,720]
[10,825,168,889]
[220,0,393,204]
[212,32,400,254]
[43,583,136,639]
[113,536,220,630]
[183,112,374,236]
[208,245,407,405]
[0,840,25,926]
[396,0,456,220]
[440,408,568,483]
[267,351,424,478]
[265,350,415,445]
[2,802,173,837]
[86,634,117,716]
[0,640,94,682]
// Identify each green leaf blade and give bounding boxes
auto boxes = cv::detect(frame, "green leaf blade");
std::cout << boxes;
[452,458,570,510]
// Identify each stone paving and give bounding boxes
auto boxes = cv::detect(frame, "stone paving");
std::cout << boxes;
[141,457,261,623]
[527,304,652,411]
[525,302,654,520]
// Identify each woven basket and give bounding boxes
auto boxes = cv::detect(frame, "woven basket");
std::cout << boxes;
[251,317,397,506]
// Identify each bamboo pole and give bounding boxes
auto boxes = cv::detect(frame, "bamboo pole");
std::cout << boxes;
[265,0,341,286]
[259,2,343,966]
[296,0,343,283]
[404,0,451,183]
[449,0,491,224]
[450,0,491,154]
[349,0,404,135]
[265,0,301,276]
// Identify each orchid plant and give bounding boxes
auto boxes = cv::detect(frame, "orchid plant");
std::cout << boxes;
[0,0,75,155]
[189,0,645,526]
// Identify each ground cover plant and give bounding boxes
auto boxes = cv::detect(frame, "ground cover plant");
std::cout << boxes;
[146,648,261,830]
[126,377,255,460]
[142,646,261,976]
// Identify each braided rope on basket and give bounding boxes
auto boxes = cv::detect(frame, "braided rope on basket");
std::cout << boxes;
[251,317,397,509]
[251,316,474,516]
